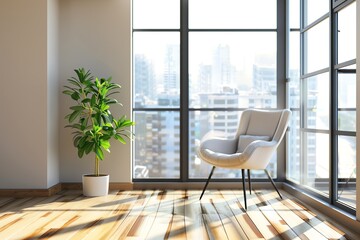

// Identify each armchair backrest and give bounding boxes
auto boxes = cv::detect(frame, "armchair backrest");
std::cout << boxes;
[236,109,291,144]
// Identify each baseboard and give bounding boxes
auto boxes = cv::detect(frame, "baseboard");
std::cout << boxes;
[0,181,280,197]
[132,181,282,190]
[0,183,62,198]
[61,182,134,191]
[0,182,133,197]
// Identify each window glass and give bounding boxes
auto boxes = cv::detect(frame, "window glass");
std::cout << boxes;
[134,111,180,178]
[289,32,300,72]
[304,0,329,26]
[305,73,329,130]
[189,0,277,29]
[289,31,300,109]
[287,14,301,183]
[287,110,301,183]
[133,32,180,108]
[189,32,277,108]
[289,0,300,29]
[337,136,356,208]
[337,1,356,63]
[304,18,329,74]
[338,70,356,132]
[303,132,329,196]
[133,0,180,29]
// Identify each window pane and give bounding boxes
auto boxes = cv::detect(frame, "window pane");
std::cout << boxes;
[305,73,329,130]
[133,32,180,108]
[287,110,301,183]
[304,0,329,27]
[289,0,300,29]
[189,32,277,108]
[338,70,356,132]
[304,19,329,74]
[289,31,300,109]
[189,0,276,29]
[337,1,356,63]
[133,0,179,29]
[188,110,277,179]
[303,132,329,196]
[290,32,300,73]
[133,111,180,179]
[338,136,356,208]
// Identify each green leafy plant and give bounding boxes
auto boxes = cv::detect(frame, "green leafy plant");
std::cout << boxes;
[63,68,135,176]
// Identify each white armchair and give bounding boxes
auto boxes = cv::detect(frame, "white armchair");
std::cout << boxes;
[198,109,291,210]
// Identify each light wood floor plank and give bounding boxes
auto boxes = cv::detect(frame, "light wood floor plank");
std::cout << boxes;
[108,190,154,240]
[145,190,175,240]
[210,190,249,239]
[93,190,149,239]
[200,190,229,239]
[79,190,132,239]
[233,189,281,240]
[282,197,348,239]
[0,189,352,240]
[0,194,69,239]
[220,189,263,240]
[127,189,163,238]
[167,190,187,240]
[184,190,209,240]
[10,193,82,239]
[260,190,328,240]
[253,190,300,240]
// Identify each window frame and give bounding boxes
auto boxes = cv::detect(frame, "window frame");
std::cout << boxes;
[286,0,356,215]
[132,0,286,182]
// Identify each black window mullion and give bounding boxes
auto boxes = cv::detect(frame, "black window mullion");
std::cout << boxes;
[300,0,307,185]
[277,0,287,181]
[180,0,189,181]
[330,0,338,205]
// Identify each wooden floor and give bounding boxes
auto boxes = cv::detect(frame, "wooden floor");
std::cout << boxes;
[0,189,352,239]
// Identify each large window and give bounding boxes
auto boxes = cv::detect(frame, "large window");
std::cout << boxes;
[133,0,280,180]
[335,1,356,209]
[287,0,356,214]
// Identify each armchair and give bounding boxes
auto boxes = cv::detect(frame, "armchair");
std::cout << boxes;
[198,109,291,210]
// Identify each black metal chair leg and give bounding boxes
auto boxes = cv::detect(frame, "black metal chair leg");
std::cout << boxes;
[264,169,282,199]
[247,169,252,194]
[241,169,247,210]
[199,166,215,200]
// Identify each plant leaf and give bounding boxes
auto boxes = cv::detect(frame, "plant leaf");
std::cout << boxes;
[95,146,104,160]
[69,110,81,123]
[100,139,111,149]
[114,134,126,144]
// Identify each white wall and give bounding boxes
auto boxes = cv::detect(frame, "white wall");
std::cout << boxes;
[58,0,132,183]
[0,0,49,188]
[47,0,60,188]
[0,0,132,189]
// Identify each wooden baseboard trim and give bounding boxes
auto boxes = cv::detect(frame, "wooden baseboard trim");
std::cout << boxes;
[0,183,62,198]
[0,182,281,197]
[109,182,134,190]
[61,182,134,191]
[132,181,283,190]
[0,182,133,197]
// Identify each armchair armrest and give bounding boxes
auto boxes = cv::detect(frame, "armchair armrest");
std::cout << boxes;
[199,138,238,154]
[198,139,278,169]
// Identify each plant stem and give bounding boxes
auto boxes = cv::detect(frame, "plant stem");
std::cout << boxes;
[95,156,99,176]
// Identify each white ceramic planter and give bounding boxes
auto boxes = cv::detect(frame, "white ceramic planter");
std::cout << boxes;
[82,174,109,197]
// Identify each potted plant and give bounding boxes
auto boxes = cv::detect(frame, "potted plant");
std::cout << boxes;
[63,68,134,196]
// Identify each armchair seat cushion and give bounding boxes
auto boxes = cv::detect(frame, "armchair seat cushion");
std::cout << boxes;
[237,135,271,153]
